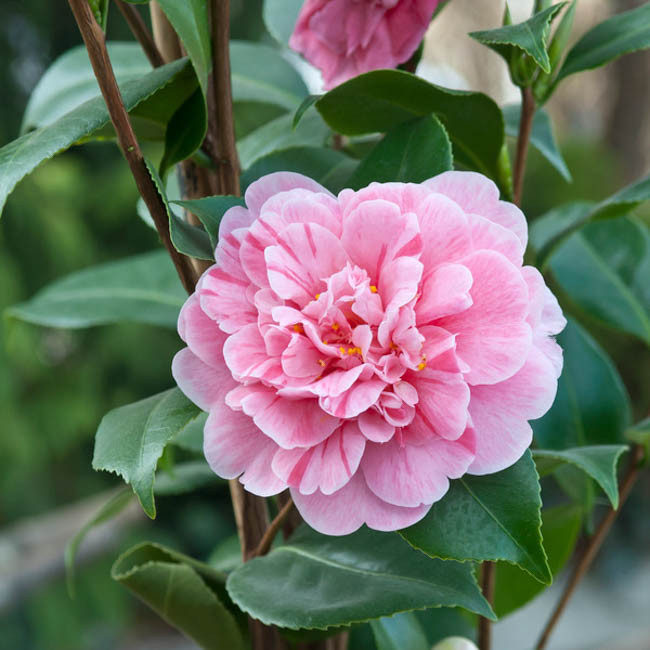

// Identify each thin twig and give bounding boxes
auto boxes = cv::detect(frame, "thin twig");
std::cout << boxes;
[67,0,197,293]
[513,86,536,207]
[535,444,645,650]
[250,497,295,559]
[114,0,164,67]
[209,0,240,195]
[478,562,495,650]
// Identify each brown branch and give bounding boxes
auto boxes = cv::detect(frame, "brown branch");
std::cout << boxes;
[67,0,197,294]
[478,562,495,650]
[513,86,536,207]
[535,444,645,650]
[250,497,295,559]
[209,0,240,196]
[114,1,164,67]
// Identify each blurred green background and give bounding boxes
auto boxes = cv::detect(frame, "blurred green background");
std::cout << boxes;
[0,1,648,649]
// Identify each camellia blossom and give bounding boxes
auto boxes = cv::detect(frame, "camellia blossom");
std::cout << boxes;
[173,171,566,536]
[289,0,441,89]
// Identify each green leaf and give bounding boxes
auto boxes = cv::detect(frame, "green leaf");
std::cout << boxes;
[231,40,308,110]
[238,108,330,170]
[493,504,582,617]
[558,2,650,80]
[7,251,185,329]
[401,451,550,584]
[503,104,570,181]
[532,319,631,449]
[156,0,211,95]
[112,542,242,650]
[88,0,110,30]
[226,525,495,630]
[370,612,429,650]
[160,89,207,174]
[93,388,202,518]
[65,489,134,596]
[144,159,214,260]
[172,411,207,453]
[348,116,453,190]
[533,445,628,508]
[0,58,194,217]
[263,0,303,45]
[548,217,650,343]
[21,43,151,131]
[174,196,245,249]
[470,3,566,74]
[241,146,358,195]
[314,70,506,186]
[626,417,650,457]
[154,460,220,496]
[293,95,320,129]
[532,174,650,264]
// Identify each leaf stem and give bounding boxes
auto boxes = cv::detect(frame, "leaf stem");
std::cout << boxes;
[513,86,536,206]
[535,444,645,650]
[250,497,295,559]
[66,0,197,294]
[478,562,495,650]
[114,0,164,67]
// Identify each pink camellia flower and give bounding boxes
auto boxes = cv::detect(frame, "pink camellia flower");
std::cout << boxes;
[173,171,565,536]
[289,0,441,89]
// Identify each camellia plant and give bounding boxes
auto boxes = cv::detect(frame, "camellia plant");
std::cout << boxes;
[2,1,650,649]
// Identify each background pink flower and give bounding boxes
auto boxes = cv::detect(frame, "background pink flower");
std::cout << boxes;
[289,0,441,89]
[173,171,565,536]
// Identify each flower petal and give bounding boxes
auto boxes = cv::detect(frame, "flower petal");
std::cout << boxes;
[416,263,473,324]
[172,348,231,411]
[177,293,227,368]
[199,267,257,334]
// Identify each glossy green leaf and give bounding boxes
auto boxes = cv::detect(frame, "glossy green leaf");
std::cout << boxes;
[549,217,650,343]
[89,0,110,30]
[558,2,650,80]
[315,70,506,184]
[533,445,627,508]
[174,196,245,248]
[0,58,194,217]
[21,43,150,131]
[231,40,308,110]
[209,535,243,573]
[93,388,203,518]
[493,504,582,617]
[238,108,330,170]
[263,0,303,45]
[401,451,550,583]
[532,174,650,265]
[241,146,357,195]
[65,489,134,596]
[470,3,566,73]
[503,104,570,181]
[7,251,185,329]
[145,159,214,260]
[370,612,429,650]
[626,417,650,456]
[156,0,210,95]
[348,116,452,190]
[172,411,207,453]
[293,95,320,129]
[226,525,495,630]
[154,461,220,496]
[112,543,241,650]
[532,319,631,449]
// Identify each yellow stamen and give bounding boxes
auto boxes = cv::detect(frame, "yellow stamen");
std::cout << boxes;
[339,346,346,355]
[318,359,326,367]
[331,323,340,331]
[390,342,399,350]
[315,293,321,300]
[370,285,378,293]
[293,323,304,334]
[322,339,329,345]
[417,362,427,371]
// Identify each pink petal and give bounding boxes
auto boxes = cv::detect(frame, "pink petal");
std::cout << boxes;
[199,267,257,334]
[281,335,323,379]
[319,379,386,418]
[438,250,532,385]
[340,199,422,283]
[416,263,473,324]
[223,323,283,383]
[358,409,396,442]
[272,421,366,495]
[203,407,284,496]
[425,171,527,248]
[379,256,424,310]
[238,386,340,449]
[265,222,348,305]
[362,431,476,507]
[172,348,232,411]
[291,472,430,535]
[177,293,227,368]
[468,213,523,265]
[468,345,558,475]
[310,364,368,398]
